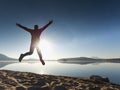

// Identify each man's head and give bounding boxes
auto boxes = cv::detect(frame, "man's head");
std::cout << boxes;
[34,25,38,29]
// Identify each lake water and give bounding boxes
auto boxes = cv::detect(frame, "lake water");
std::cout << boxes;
[0,61,120,84]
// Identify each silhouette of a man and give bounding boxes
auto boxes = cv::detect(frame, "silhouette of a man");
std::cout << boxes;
[16,20,53,65]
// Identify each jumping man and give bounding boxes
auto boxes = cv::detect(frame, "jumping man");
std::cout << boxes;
[16,20,53,65]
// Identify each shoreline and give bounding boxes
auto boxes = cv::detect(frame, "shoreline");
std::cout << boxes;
[0,70,120,90]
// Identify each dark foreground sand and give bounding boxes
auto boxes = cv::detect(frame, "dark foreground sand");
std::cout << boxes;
[0,70,120,90]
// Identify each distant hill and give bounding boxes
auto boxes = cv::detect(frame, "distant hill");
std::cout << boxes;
[59,57,102,61]
[0,53,16,60]
[58,57,120,64]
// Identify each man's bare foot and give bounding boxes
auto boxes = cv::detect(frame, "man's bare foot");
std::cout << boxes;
[40,59,45,65]
[18,54,24,62]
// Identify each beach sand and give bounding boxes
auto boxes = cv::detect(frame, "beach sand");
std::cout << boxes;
[0,70,120,90]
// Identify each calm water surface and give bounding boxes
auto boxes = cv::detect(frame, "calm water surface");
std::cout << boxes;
[0,61,120,84]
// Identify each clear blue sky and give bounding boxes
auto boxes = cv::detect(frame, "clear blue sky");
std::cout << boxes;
[1,0,120,60]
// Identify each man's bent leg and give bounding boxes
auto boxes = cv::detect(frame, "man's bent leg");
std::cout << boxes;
[36,47,45,65]
[19,51,33,62]
[19,44,34,62]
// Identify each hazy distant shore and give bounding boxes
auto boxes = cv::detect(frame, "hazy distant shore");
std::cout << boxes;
[1,53,120,64]
[58,57,120,64]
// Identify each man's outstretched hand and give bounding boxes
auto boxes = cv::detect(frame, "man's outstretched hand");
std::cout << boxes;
[49,20,53,24]
[16,23,20,26]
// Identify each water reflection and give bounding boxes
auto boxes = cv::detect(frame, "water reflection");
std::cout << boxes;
[0,61,120,84]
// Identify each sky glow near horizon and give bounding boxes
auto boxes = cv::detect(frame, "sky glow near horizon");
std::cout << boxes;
[1,0,120,60]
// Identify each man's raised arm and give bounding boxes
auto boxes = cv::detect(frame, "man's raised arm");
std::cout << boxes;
[16,23,31,32]
[41,20,53,31]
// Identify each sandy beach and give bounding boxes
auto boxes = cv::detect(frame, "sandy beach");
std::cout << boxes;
[0,70,120,90]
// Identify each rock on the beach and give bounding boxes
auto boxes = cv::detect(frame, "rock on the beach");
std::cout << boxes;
[27,84,51,90]
[0,86,5,90]
[87,86,101,90]
[54,85,68,90]
[90,75,109,83]
[16,86,26,90]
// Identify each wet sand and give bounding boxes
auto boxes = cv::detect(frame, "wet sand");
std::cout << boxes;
[0,70,120,90]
